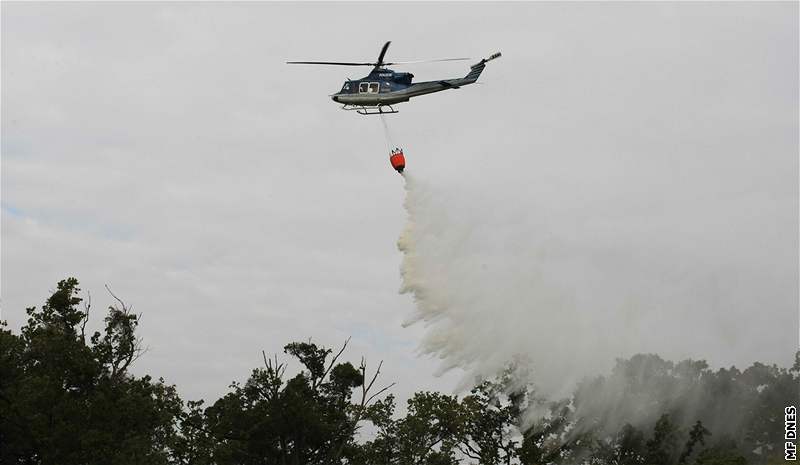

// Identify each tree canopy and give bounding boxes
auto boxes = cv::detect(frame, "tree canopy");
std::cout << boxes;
[1,278,796,464]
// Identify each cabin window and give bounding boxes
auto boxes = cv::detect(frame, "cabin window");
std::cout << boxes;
[369,82,379,93]
[359,82,369,93]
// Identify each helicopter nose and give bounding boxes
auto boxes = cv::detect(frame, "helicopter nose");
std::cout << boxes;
[331,95,340,103]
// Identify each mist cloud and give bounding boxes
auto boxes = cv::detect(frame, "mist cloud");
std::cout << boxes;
[398,166,796,402]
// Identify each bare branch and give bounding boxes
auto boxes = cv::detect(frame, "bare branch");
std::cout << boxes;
[102,284,145,379]
[365,359,383,394]
[365,382,396,406]
[360,357,367,405]
[456,444,482,460]
[104,284,127,311]
[332,352,395,462]
[80,291,91,341]
[321,337,351,382]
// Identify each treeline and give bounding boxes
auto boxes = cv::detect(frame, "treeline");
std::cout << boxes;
[0,278,796,464]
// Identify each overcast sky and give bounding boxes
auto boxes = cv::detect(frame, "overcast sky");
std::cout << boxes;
[2,2,797,405]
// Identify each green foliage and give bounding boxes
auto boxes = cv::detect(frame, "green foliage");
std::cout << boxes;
[644,414,681,465]
[2,278,798,465]
[615,423,647,465]
[693,438,748,465]
[394,392,461,464]
[679,421,710,464]
[284,341,332,386]
[459,380,522,464]
[181,339,390,465]
[358,366,539,465]
[0,278,182,465]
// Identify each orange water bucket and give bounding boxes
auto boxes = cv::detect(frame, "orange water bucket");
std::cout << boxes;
[390,151,405,173]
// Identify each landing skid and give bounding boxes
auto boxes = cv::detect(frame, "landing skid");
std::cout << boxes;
[341,104,399,115]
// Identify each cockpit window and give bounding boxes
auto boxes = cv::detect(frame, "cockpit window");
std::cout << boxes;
[343,83,350,91]
[359,82,369,93]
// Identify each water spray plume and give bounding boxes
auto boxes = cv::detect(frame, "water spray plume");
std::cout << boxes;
[397,170,795,433]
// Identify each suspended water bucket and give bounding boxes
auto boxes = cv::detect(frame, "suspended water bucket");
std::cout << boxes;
[390,150,405,173]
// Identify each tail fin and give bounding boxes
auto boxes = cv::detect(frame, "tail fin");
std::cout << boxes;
[463,52,501,83]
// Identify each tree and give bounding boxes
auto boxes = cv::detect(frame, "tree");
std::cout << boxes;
[395,392,462,465]
[613,423,647,465]
[457,379,523,465]
[0,278,183,465]
[3,278,797,464]
[678,421,710,464]
[693,436,747,465]
[188,338,394,465]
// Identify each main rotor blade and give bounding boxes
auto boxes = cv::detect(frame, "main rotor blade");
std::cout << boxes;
[286,61,376,66]
[384,57,470,65]
[376,41,391,67]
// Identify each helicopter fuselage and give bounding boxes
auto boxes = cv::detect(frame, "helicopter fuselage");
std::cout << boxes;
[330,68,472,106]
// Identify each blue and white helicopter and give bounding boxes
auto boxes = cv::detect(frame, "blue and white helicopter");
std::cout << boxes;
[287,41,501,115]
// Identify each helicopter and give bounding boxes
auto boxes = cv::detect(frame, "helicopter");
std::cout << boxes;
[287,41,501,115]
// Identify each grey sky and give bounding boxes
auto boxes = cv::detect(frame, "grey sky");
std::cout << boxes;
[2,2,797,405]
